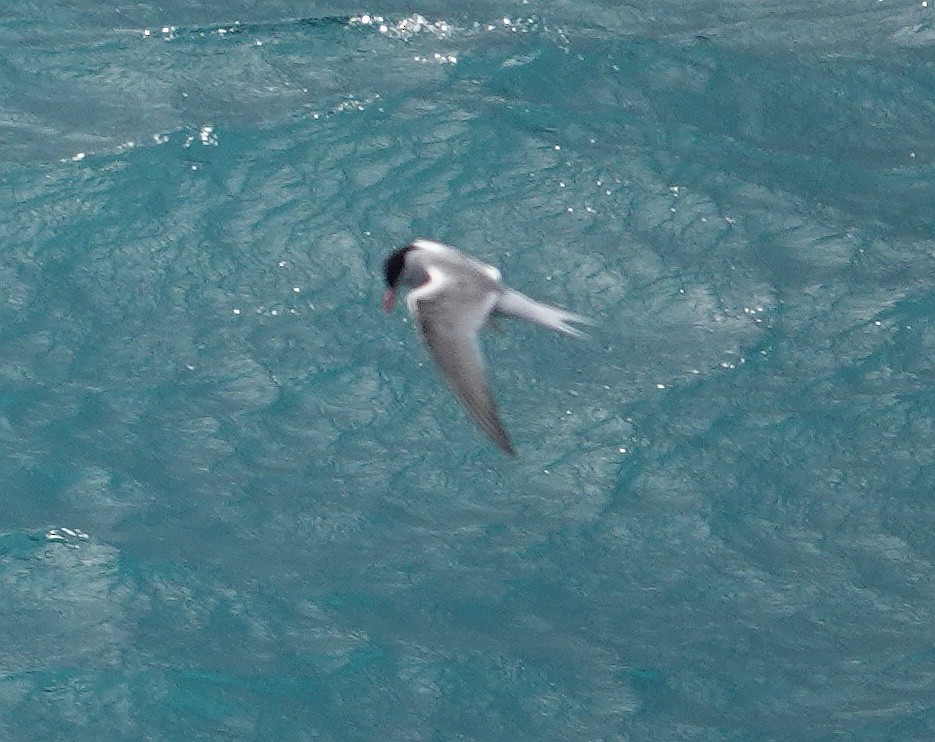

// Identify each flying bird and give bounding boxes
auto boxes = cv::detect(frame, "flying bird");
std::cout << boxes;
[382,239,590,455]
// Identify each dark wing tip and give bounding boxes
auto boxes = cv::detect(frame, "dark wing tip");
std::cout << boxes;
[487,417,516,456]
[470,403,517,457]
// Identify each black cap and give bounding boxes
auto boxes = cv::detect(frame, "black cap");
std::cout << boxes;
[384,245,415,287]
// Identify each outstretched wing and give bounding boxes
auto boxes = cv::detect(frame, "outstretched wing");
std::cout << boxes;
[409,280,516,456]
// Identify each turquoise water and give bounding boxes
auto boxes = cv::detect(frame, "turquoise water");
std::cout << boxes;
[2,1,934,738]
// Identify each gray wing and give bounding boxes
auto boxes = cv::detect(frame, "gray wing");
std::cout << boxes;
[412,288,516,456]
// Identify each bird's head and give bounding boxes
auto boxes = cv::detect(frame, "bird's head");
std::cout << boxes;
[382,244,416,312]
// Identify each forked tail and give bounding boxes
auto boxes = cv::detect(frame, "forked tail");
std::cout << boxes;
[495,290,592,338]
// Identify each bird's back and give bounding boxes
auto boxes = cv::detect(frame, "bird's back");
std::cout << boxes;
[409,240,503,293]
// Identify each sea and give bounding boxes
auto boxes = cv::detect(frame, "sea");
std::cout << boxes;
[1,1,933,739]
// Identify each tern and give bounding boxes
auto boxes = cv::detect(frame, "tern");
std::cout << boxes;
[383,239,590,455]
